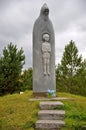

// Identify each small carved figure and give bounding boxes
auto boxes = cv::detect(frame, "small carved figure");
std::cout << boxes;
[42,33,51,75]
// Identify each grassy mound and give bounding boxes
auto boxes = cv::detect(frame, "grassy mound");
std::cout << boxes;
[0,91,86,130]
[58,93,86,129]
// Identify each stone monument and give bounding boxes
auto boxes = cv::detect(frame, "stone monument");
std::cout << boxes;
[33,3,56,96]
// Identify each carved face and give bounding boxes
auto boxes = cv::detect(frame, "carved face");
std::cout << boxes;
[43,34,49,42]
[40,3,49,17]
[43,8,49,16]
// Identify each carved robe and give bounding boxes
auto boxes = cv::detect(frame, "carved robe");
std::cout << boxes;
[33,4,56,94]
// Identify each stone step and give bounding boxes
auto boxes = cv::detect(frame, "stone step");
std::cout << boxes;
[35,120,65,130]
[40,101,64,110]
[38,110,65,120]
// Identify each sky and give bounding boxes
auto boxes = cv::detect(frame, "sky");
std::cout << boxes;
[0,0,86,70]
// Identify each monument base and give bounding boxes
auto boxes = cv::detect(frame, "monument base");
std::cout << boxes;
[33,92,48,97]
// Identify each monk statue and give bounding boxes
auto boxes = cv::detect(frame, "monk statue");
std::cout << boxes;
[33,3,56,96]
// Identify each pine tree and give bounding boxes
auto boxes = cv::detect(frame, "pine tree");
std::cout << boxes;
[20,67,33,91]
[0,43,25,95]
[75,59,86,96]
[56,40,82,93]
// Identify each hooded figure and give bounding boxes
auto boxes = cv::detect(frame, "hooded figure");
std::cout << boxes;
[33,4,56,96]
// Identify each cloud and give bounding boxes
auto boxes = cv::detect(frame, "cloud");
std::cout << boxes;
[0,0,86,69]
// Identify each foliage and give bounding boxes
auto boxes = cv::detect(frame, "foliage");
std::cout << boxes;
[0,91,86,130]
[0,43,25,95]
[57,92,86,130]
[20,67,33,91]
[56,40,86,96]
[74,59,86,95]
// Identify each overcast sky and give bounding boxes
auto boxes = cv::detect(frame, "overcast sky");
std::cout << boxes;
[0,0,86,70]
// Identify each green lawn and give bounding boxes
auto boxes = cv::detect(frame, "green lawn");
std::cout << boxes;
[57,93,86,129]
[0,91,86,130]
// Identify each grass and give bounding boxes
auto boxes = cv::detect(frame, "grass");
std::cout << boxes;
[0,91,86,130]
[57,92,86,130]
[0,91,39,130]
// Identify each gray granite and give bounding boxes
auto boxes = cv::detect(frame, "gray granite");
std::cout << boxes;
[33,3,56,95]
[35,120,65,130]
[29,97,74,101]
[38,110,65,120]
[40,101,64,110]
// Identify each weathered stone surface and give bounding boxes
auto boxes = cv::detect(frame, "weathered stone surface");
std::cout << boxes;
[82,126,86,130]
[33,3,56,95]
[40,101,64,110]
[35,120,65,130]
[29,97,74,101]
[38,110,65,120]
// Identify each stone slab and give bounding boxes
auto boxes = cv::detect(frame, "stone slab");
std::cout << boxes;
[40,101,64,110]
[29,97,74,101]
[38,110,65,120]
[35,120,65,130]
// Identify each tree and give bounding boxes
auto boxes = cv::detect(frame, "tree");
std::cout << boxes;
[20,67,33,91]
[56,40,82,93]
[0,43,25,95]
[75,59,86,96]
